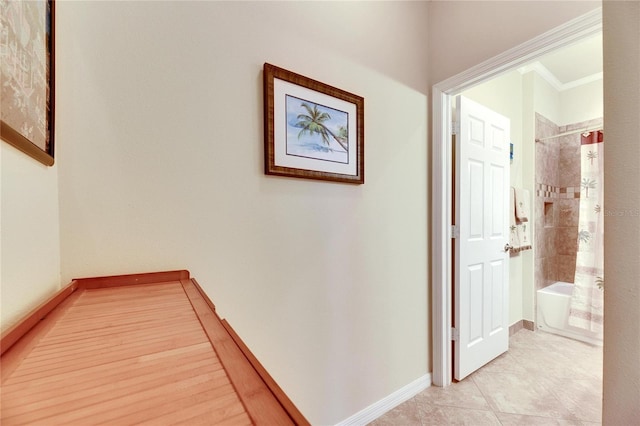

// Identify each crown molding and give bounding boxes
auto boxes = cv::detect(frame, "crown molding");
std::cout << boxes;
[435,7,602,95]
[518,62,603,92]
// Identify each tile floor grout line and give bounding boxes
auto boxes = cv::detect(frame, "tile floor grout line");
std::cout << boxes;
[369,329,602,425]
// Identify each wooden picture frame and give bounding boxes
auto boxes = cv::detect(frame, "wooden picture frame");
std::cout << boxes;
[0,0,55,166]
[264,63,364,184]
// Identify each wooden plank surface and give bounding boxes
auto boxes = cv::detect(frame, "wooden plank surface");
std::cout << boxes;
[1,281,252,425]
[181,279,296,426]
[0,280,79,356]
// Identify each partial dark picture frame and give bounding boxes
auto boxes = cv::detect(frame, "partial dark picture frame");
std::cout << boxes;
[264,63,364,184]
[0,0,55,166]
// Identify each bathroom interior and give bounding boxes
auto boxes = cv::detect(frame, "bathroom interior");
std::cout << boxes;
[461,33,604,348]
[370,24,608,425]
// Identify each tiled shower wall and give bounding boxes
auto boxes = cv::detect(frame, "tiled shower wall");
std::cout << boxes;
[534,114,603,290]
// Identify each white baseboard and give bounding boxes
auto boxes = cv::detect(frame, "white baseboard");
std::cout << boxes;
[335,373,431,426]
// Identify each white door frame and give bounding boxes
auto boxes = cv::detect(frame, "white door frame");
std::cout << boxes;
[431,7,602,387]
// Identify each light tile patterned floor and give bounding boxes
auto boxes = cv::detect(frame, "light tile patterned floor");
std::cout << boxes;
[370,329,602,425]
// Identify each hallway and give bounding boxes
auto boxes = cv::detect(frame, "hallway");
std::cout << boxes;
[370,329,602,425]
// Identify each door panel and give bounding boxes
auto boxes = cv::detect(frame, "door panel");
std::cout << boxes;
[454,96,510,381]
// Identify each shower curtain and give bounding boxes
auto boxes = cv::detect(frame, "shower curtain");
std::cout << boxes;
[569,130,604,333]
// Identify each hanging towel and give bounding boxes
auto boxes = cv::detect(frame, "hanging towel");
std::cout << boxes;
[516,220,532,252]
[509,188,521,251]
[514,188,530,222]
[510,187,532,254]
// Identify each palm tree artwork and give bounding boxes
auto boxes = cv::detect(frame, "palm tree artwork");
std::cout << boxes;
[286,96,349,164]
[587,150,598,166]
[581,178,596,198]
[296,103,348,151]
[578,230,591,246]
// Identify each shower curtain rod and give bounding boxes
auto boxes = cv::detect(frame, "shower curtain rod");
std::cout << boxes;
[535,126,603,142]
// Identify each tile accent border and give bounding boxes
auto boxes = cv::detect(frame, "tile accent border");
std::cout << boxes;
[335,373,431,426]
[536,183,581,199]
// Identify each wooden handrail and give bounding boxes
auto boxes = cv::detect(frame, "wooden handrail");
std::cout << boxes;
[1,280,79,356]
[75,270,190,289]
[183,278,310,425]
[222,318,310,426]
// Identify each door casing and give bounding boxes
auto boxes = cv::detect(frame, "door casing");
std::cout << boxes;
[431,7,602,387]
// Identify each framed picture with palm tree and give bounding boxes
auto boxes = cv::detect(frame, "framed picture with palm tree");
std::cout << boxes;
[0,0,55,166]
[263,63,364,184]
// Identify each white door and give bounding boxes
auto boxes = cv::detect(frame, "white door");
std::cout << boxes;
[454,96,510,381]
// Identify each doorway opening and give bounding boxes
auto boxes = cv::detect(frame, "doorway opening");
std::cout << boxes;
[431,7,602,387]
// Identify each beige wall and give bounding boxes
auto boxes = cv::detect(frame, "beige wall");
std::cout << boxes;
[6,0,635,423]
[1,145,61,332]
[602,1,640,421]
[55,2,429,424]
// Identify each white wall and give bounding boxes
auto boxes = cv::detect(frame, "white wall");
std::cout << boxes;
[560,79,603,125]
[55,2,429,424]
[531,72,563,125]
[530,72,603,127]
[602,1,640,421]
[521,72,537,322]
[530,71,603,128]
[1,144,61,332]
